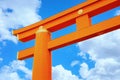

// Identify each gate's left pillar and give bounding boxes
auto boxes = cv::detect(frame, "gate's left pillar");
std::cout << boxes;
[32,26,51,80]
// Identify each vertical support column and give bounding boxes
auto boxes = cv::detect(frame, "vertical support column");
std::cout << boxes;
[33,26,51,80]
[76,14,91,30]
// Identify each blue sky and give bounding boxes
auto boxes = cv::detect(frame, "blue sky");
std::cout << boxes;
[0,0,120,80]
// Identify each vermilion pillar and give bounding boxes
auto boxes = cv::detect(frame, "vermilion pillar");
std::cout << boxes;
[33,26,51,80]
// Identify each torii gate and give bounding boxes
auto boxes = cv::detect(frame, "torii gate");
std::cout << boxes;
[12,0,120,80]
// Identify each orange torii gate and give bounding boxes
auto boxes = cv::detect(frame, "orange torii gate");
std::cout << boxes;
[12,0,120,80]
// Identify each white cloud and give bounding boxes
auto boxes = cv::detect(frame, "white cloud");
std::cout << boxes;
[0,60,32,80]
[0,0,41,43]
[10,60,32,79]
[71,60,79,67]
[79,63,89,79]
[78,29,120,61]
[80,59,120,80]
[78,29,120,80]
[52,65,82,80]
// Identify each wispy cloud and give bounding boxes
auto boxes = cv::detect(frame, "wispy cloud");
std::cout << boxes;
[0,58,3,62]
[0,60,32,80]
[0,0,41,43]
[115,10,120,16]
[71,60,80,67]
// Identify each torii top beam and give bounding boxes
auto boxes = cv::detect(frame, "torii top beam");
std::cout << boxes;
[13,0,120,42]
[18,16,120,60]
